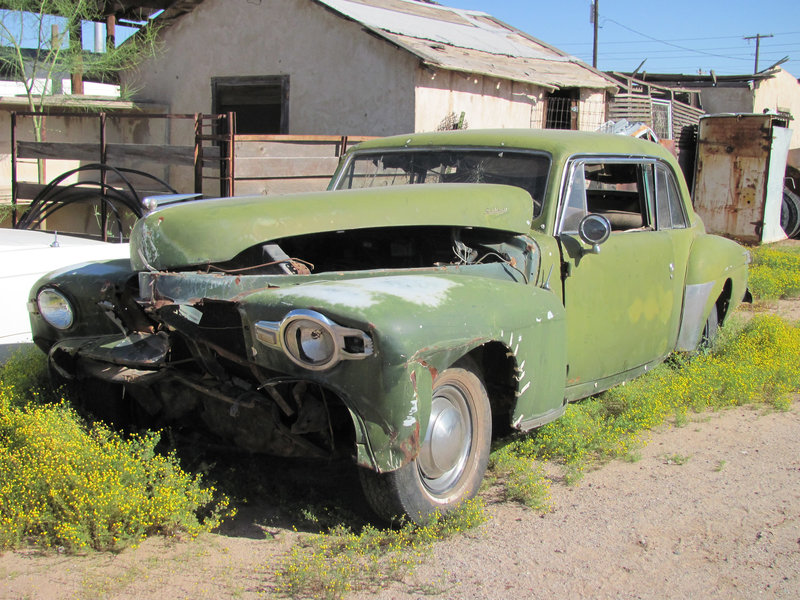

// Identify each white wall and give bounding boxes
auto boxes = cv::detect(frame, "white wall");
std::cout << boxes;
[753,68,800,150]
[578,89,607,131]
[125,0,418,144]
[413,68,546,131]
[414,68,607,132]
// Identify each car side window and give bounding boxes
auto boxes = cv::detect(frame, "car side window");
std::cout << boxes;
[560,160,653,233]
[655,164,688,229]
[560,163,588,232]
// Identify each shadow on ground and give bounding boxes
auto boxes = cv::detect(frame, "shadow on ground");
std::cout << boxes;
[170,440,377,537]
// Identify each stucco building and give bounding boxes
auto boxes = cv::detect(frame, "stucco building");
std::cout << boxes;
[123,0,618,140]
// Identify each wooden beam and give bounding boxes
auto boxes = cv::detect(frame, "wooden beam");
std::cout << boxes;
[16,141,221,166]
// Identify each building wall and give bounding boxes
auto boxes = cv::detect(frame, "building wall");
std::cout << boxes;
[414,68,607,132]
[413,68,546,131]
[577,89,607,131]
[753,68,800,150]
[125,0,418,144]
[697,85,755,115]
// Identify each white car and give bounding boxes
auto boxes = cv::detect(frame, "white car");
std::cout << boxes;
[0,229,129,362]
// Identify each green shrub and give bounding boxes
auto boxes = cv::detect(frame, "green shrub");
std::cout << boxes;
[748,245,800,300]
[274,499,485,600]
[0,347,54,407]
[490,449,552,510]
[496,315,799,479]
[0,356,230,552]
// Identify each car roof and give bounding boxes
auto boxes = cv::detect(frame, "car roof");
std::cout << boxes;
[350,129,677,163]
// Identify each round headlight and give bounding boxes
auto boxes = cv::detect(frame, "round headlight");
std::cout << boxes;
[283,316,337,369]
[37,288,74,330]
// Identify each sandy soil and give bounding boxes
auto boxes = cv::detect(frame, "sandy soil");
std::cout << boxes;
[2,312,799,599]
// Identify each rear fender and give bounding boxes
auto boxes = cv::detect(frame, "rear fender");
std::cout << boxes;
[677,235,749,350]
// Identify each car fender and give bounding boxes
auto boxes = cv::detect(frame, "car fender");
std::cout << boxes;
[677,234,749,350]
[28,259,137,352]
[236,272,567,472]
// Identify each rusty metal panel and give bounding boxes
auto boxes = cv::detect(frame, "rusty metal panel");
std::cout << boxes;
[693,114,786,243]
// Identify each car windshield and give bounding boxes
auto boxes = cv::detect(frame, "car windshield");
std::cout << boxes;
[334,149,551,217]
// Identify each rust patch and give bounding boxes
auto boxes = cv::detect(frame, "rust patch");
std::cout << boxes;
[396,422,421,464]
[414,359,439,381]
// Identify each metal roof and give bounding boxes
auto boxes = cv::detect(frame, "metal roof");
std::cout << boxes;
[96,0,205,25]
[314,0,616,91]
[110,0,615,91]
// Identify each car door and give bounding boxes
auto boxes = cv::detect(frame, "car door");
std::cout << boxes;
[557,158,680,395]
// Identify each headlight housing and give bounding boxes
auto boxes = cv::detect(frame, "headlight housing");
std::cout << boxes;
[36,288,74,330]
[255,309,373,371]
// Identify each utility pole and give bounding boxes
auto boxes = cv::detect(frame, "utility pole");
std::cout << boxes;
[591,0,599,68]
[744,33,773,74]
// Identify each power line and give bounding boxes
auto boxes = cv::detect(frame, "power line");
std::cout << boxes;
[585,44,799,58]
[554,30,800,47]
[602,18,751,60]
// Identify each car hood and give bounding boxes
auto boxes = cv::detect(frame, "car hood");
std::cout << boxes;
[130,184,534,271]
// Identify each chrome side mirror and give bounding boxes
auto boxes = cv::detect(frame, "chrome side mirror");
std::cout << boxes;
[577,214,611,255]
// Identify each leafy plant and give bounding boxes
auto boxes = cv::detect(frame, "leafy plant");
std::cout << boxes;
[274,499,485,600]
[663,453,691,465]
[0,352,231,552]
[493,315,800,485]
[748,244,800,300]
[0,1,162,147]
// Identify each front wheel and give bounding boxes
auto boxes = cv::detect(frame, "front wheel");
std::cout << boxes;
[359,365,491,524]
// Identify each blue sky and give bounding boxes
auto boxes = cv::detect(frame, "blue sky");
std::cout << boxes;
[444,0,799,77]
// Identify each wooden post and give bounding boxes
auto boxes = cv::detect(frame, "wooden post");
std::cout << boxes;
[592,0,599,68]
[194,113,203,195]
[227,111,236,197]
[100,112,108,241]
[106,15,116,50]
[10,112,17,227]
[70,22,84,95]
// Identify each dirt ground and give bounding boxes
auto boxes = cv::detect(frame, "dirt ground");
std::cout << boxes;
[2,303,799,600]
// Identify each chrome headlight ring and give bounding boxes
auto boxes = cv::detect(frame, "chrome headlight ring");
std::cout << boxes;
[254,309,373,371]
[36,287,75,330]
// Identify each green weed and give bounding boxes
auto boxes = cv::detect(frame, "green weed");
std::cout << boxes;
[0,353,232,552]
[748,244,800,300]
[490,449,552,510]
[274,498,485,600]
[663,453,691,465]
[494,315,800,487]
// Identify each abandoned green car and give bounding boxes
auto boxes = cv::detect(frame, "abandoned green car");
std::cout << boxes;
[28,130,749,522]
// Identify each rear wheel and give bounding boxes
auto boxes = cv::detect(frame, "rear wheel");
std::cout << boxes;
[359,364,491,524]
[781,187,800,239]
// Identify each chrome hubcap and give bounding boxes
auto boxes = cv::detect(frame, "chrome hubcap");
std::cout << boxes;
[418,383,472,495]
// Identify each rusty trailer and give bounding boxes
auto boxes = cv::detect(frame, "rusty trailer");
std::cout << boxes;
[692,113,793,244]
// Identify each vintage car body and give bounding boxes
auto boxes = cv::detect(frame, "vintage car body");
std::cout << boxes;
[28,130,749,522]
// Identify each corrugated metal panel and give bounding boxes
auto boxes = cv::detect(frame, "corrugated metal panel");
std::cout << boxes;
[314,0,616,91]
[399,36,615,90]
[318,0,567,60]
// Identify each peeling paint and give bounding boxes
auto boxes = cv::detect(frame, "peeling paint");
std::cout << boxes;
[269,275,460,309]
